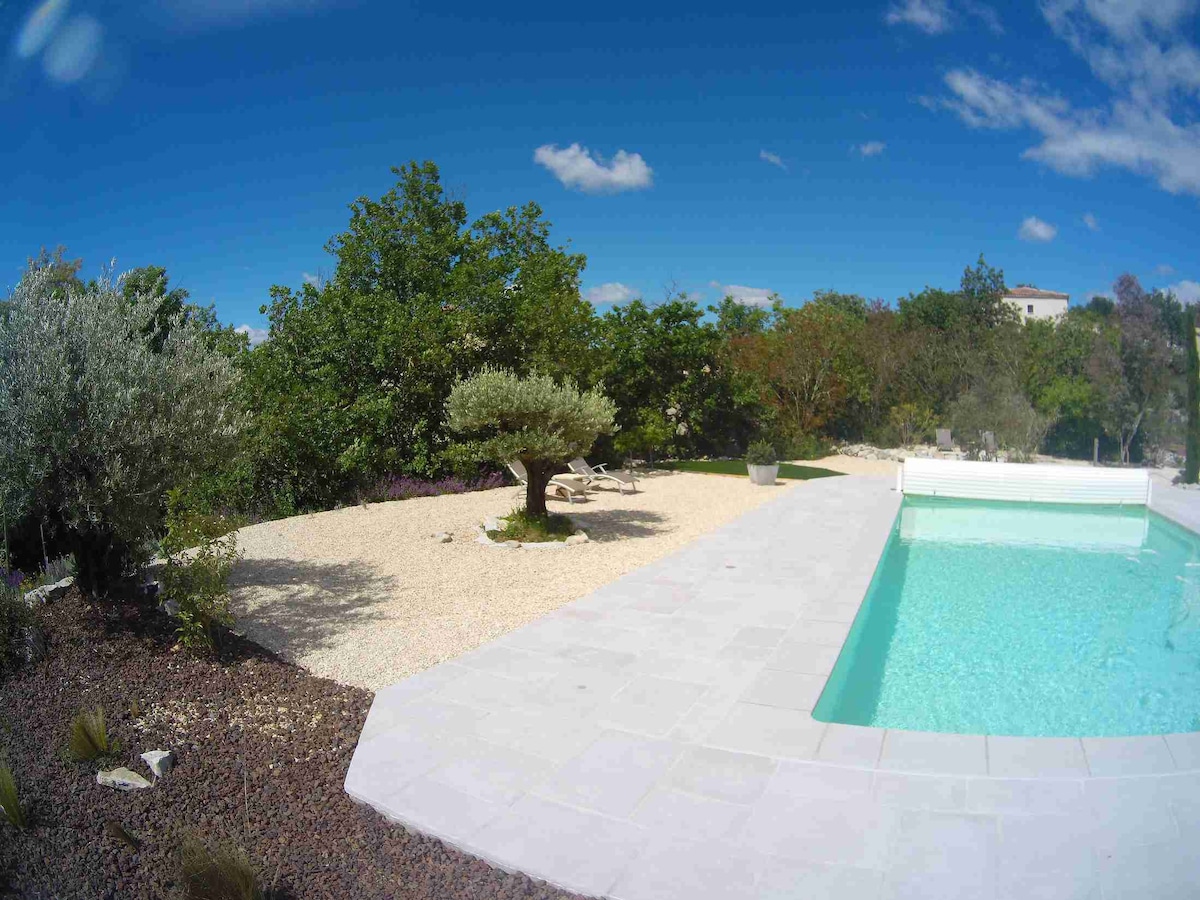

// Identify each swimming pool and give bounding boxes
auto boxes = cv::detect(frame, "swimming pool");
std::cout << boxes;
[812,495,1200,737]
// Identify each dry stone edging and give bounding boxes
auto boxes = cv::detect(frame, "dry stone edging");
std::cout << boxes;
[475,517,589,550]
[22,577,74,608]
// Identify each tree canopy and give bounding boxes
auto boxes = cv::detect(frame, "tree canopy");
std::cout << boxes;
[447,368,615,517]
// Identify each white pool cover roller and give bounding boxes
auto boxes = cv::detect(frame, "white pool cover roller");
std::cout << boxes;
[899,457,1151,505]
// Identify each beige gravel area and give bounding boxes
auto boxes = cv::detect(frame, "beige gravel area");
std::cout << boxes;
[229,471,804,690]
[804,454,900,477]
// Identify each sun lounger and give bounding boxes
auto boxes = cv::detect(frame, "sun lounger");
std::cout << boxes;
[567,458,638,494]
[936,428,954,452]
[507,461,590,503]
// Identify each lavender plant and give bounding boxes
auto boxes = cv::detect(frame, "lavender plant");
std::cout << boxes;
[364,472,505,503]
[0,266,244,597]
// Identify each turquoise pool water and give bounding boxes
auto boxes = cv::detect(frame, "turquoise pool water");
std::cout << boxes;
[812,496,1200,737]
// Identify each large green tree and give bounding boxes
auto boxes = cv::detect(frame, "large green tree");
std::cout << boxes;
[598,296,758,459]
[237,161,598,513]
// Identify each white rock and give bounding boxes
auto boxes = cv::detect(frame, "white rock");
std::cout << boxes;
[482,516,505,532]
[161,598,181,617]
[22,587,48,607]
[502,540,522,549]
[97,767,153,791]
[140,749,174,778]
[565,534,589,546]
[433,532,452,543]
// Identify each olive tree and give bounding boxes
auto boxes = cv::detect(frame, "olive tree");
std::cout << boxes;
[447,368,616,517]
[0,266,243,596]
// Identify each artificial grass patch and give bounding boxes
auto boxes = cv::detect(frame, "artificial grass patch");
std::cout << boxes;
[657,459,842,480]
[488,509,577,543]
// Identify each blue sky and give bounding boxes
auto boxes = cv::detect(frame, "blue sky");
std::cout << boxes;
[3,0,1199,340]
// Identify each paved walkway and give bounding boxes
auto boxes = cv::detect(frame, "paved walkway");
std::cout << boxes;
[346,475,1200,899]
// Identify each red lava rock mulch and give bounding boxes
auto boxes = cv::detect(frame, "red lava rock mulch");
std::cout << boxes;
[0,590,587,900]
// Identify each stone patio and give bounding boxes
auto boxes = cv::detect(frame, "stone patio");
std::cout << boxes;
[346,474,1200,899]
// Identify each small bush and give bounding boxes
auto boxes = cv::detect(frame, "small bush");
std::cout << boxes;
[488,508,576,543]
[179,835,263,900]
[0,763,26,829]
[69,706,114,761]
[887,403,937,447]
[161,492,241,652]
[745,441,777,466]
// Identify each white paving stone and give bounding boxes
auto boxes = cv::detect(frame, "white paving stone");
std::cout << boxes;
[817,722,886,767]
[662,745,779,804]
[740,668,827,711]
[1081,735,1177,776]
[346,475,1200,899]
[595,675,708,737]
[880,730,987,776]
[987,736,1089,778]
[531,730,681,817]
[705,702,826,759]
[629,787,751,842]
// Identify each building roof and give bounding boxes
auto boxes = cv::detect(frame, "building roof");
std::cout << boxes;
[1004,285,1069,300]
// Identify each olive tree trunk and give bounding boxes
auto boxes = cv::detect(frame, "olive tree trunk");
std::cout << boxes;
[523,459,554,518]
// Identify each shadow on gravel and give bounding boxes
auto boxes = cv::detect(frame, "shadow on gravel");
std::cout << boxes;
[228,558,395,657]
[570,507,670,541]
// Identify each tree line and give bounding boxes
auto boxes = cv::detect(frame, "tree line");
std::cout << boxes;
[1,160,1191,590]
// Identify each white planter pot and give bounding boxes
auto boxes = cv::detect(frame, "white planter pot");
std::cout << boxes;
[747,463,779,485]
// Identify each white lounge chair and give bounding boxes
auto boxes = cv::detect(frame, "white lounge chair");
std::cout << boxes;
[568,458,638,494]
[507,461,590,503]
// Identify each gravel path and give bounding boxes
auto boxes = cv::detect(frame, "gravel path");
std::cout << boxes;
[230,471,798,690]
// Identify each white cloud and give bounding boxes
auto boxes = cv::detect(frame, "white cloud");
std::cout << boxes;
[885,0,1002,34]
[1018,216,1058,242]
[1157,263,1177,276]
[585,282,637,304]
[1170,279,1200,303]
[716,283,779,307]
[962,0,1004,36]
[855,141,887,157]
[933,3,1200,198]
[302,271,319,286]
[533,143,653,194]
[759,149,788,172]
[235,324,269,347]
[1082,212,1099,230]
[886,0,952,33]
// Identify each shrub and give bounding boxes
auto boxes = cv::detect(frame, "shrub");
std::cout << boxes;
[950,379,1053,458]
[69,706,114,761]
[488,508,576,543]
[887,403,936,447]
[161,495,241,652]
[447,368,616,518]
[179,835,263,900]
[0,763,25,829]
[0,569,32,676]
[745,441,777,466]
[0,266,243,597]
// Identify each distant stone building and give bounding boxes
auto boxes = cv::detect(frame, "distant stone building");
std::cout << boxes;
[1003,285,1069,321]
